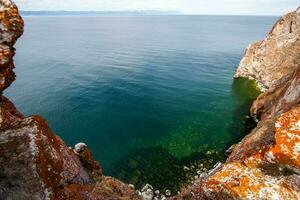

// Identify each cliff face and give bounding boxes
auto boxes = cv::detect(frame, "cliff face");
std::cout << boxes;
[172,7,300,200]
[1,1,300,200]
[234,7,300,91]
[0,1,140,199]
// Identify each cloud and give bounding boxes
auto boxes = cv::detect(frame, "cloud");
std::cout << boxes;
[14,0,299,15]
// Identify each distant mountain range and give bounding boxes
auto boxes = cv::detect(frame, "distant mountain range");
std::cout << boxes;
[21,10,183,16]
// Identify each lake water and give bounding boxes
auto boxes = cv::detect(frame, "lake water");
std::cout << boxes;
[6,15,277,192]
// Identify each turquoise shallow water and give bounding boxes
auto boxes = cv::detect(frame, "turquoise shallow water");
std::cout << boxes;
[6,15,277,192]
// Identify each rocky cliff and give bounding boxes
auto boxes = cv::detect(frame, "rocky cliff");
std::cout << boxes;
[0,1,299,200]
[234,7,300,91]
[172,7,300,200]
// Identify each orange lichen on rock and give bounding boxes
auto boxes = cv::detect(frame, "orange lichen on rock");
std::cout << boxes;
[0,0,24,46]
[200,107,300,200]
[203,158,299,200]
[0,0,23,92]
[265,106,300,171]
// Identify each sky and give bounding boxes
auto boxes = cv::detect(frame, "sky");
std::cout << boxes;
[14,0,299,15]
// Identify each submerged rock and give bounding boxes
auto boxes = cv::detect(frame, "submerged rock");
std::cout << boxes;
[165,189,171,197]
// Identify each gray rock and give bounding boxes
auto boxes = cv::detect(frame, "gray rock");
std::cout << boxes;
[165,189,171,196]
[74,142,87,153]
[141,184,153,192]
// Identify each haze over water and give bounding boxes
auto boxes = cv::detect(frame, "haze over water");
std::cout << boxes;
[6,15,277,191]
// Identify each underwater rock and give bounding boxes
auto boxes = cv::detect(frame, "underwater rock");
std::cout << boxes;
[165,189,171,197]
[141,189,154,200]
[139,184,154,200]
[155,190,160,195]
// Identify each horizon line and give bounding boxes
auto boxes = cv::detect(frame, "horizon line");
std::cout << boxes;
[20,10,280,17]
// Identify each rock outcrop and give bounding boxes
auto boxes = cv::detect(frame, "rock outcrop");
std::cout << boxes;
[1,1,300,200]
[0,1,140,199]
[234,7,300,91]
[172,7,300,200]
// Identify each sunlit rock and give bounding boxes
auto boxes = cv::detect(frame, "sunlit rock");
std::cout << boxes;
[235,7,300,91]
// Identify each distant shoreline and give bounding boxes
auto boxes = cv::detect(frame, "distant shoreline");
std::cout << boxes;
[20,10,183,16]
[20,11,279,17]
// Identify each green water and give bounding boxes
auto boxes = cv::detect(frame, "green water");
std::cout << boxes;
[6,16,273,192]
[112,78,261,192]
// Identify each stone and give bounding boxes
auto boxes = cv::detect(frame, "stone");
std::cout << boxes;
[141,183,153,192]
[74,142,87,154]
[165,189,171,196]
[141,188,154,200]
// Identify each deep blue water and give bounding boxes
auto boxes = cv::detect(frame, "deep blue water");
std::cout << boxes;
[6,15,277,191]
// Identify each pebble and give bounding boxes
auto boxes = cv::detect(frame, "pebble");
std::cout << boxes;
[165,189,171,196]
[142,189,154,200]
[140,184,154,200]
[141,184,153,192]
